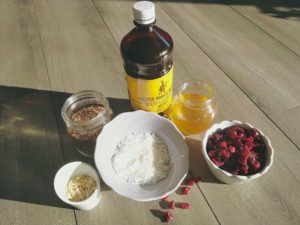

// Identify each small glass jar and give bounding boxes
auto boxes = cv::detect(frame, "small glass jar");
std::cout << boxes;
[61,90,113,157]
[170,81,217,135]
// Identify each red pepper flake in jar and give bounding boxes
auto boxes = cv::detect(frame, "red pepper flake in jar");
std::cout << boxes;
[71,104,104,122]
[61,90,112,158]
[68,104,104,141]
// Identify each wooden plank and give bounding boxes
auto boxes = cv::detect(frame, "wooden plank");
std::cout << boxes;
[0,89,76,225]
[159,1,300,117]
[0,200,75,225]
[272,106,300,149]
[0,1,75,224]
[34,0,127,98]
[93,1,300,225]
[0,0,49,90]
[231,1,300,56]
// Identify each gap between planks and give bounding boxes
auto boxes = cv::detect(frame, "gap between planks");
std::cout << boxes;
[91,0,121,50]
[32,0,53,92]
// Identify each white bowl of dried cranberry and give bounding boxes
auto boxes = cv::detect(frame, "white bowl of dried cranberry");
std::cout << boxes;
[202,120,274,184]
[94,110,189,201]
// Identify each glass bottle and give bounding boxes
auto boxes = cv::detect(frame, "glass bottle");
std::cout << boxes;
[170,81,217,135]
[61,90,113,157]
[120,1,173,115]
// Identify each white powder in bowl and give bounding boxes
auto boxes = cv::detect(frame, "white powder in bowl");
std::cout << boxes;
[111,132,172,185]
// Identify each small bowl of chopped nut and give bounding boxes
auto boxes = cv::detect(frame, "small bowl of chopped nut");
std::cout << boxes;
[54,161,101,210]
[94,110,189,201]
[202,120,274,184]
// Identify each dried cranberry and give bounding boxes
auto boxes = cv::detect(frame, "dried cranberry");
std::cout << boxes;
[238,148,250,165]
[221,149,230,159]
[207,140,213,150]
[235,127,245,137]
[252,161,260,171]
[241,164,248,174]
[252,128,260,137]
[248,154,256,165]
[208,149,218,158]
[228,129,237,137]
[244,142,254,150]
[169,200,175,210]
[243,136,254,143]
[219,141,227,148]
[165,211,173,223]
[211,158,224,167]
[212,133,222,142]
[179,202,190,209]
[229,146,236,153]
[182,187,190,195]
[185,178,196,186]
[231,168,240,175]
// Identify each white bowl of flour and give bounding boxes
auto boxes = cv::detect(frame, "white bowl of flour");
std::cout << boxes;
[94,110,189,201]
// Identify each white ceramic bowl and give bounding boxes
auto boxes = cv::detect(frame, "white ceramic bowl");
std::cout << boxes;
[202,120,274,184]
[54,161,101,210]
[94,110,189,201]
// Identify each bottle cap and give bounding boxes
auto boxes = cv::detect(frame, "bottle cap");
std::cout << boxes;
[133,1,155,25]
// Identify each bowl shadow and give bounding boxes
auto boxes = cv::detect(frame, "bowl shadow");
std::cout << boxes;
[185,137,222,184]
[0,86,130,209]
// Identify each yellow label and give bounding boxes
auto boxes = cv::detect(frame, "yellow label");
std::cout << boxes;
[126,67,173,113]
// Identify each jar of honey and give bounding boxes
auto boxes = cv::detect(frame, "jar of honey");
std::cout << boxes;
[170,81,217,135]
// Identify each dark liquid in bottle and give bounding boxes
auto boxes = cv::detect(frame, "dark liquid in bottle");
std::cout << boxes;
[121,22,174,114]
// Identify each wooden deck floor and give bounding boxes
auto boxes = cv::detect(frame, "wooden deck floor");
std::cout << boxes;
[0,1,299,225]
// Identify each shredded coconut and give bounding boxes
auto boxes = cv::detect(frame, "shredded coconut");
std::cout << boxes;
[111,132,172,185]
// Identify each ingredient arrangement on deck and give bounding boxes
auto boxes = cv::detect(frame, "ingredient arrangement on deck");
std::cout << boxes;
[54,1,274,223]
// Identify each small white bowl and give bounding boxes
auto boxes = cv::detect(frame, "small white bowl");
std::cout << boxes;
[54,161,101,210]
[94,110,189,201]
[202,120,274,184]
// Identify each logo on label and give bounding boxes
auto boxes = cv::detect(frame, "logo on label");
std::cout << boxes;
[126,67,173,113]
[159,80,167,95]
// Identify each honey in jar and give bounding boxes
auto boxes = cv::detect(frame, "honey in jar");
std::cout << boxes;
[170,81,217,135]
